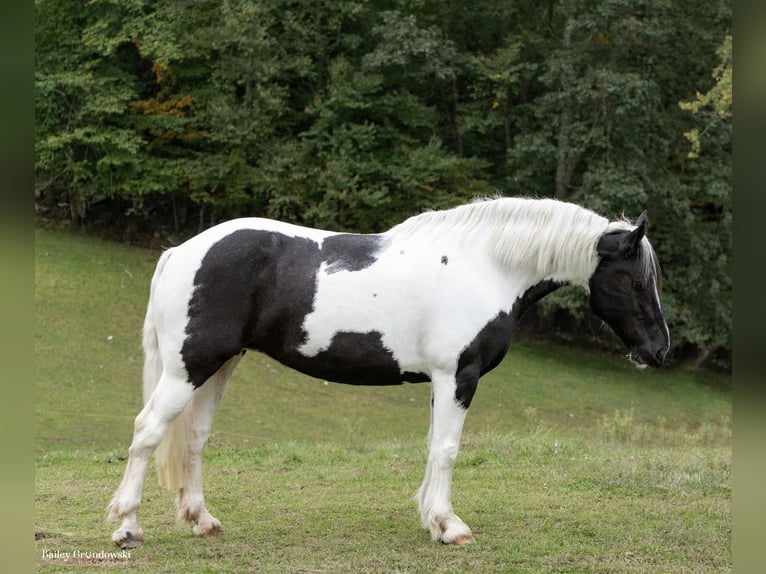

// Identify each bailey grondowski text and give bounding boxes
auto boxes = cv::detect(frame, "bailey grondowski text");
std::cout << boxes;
[41,548,132,561]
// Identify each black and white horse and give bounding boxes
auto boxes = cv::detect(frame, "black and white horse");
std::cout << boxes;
[107,197,669,548]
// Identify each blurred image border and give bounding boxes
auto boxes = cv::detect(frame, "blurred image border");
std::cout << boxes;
[731,1,766,572]
[2,1,33,572]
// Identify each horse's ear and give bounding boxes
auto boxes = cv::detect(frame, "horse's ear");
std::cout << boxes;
[634,211,649,232]
[619,211,648,257]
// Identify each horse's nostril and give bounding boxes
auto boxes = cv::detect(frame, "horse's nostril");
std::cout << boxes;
[656,348,666,364]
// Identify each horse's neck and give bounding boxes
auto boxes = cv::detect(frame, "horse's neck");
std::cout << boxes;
[386,199,607,287]
[494,234,598,288]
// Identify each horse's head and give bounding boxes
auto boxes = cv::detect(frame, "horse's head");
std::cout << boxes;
[589,212,670,369]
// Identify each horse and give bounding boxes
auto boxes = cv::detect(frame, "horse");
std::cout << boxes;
[106,196,669,548]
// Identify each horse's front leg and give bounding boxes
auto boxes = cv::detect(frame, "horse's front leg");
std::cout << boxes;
[416,369,477,545]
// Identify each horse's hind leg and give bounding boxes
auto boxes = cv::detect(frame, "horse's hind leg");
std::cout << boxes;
[176,355,241,537]
[107,370,194,548]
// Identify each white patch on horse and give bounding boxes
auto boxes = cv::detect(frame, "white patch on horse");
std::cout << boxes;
[297,237,535,378]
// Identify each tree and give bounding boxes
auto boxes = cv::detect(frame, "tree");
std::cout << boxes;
[35,0,144,222]
[679,35,732,159]
[672,34,732,366]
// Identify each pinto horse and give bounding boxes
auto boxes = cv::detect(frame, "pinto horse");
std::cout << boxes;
[107,197,669,548]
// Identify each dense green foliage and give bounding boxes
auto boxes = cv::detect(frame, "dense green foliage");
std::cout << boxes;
[35,0,731,367]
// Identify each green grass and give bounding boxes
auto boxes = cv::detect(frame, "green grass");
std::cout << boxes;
[36,437,729,573]
[35,228,731,572]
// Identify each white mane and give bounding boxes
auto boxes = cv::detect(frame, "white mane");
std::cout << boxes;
[386,197,655,288]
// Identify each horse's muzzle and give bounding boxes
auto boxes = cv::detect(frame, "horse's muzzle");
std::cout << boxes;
[629,345,667,369]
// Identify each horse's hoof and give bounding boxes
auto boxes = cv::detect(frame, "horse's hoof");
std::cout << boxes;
[112,528,144,549]
[440,521,475,545]
[193,521,223,538]
[451,532,476,545]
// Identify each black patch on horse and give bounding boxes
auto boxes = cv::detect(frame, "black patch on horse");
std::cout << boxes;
[323,234,384,274]
[182,229,323,388]
[289,331,429,386]
[454,279,561,408]
[181,229,414,388]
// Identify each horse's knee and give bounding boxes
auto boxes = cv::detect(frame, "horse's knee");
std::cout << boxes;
[433,443,459,471]
[130,407,162,447]
[128,423,164,455]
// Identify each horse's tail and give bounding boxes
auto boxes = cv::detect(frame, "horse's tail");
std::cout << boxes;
[141,248,189,490]
[141,248,172,405]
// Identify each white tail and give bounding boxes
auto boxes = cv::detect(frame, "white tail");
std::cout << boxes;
[141,248,191,490]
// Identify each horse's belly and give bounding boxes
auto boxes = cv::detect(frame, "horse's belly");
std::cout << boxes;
[262,330,430,386]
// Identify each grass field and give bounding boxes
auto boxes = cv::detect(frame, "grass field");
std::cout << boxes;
[34,228,731,572]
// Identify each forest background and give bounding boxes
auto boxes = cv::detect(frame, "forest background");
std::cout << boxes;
[34,0,732,370]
